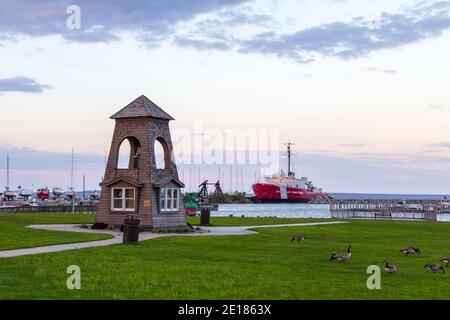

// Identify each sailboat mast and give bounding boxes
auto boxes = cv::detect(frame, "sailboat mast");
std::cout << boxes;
[6,154,10,189]
[71,148,75,214]
[229,166,232,193]
[235,164,238,192]
[189,167,192,192]
[71,148,74,190]
[240,167,243,192]
[70,148,74,191]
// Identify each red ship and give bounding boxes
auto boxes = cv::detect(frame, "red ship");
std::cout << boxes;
[252,142,327,203]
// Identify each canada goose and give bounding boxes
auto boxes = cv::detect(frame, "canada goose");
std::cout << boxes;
[291,235,305,242]
[331,245,352,262]
[440,258,450,267]
[329,252,337,262]
[424,264,445,273]
[400,247,421,255]
[383,261,397,273]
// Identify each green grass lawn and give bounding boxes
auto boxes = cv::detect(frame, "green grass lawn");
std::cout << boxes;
[0,215,450,299]
[0,214,112,251]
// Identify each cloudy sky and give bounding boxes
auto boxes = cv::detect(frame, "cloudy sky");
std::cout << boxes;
[1,0,450,194]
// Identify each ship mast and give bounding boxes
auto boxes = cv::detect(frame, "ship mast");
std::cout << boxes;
[287,143,291,175]
[285,142,295,177]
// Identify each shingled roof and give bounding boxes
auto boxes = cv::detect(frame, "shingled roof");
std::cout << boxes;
[110,95,174,120]
[152,175,185,188]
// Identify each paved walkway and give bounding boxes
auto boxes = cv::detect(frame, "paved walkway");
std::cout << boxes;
[0,221,346,258]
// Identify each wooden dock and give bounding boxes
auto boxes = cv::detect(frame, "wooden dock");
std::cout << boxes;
[330,200,450,221]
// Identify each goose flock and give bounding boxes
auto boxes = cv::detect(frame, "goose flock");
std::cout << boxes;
[290,234,448,274]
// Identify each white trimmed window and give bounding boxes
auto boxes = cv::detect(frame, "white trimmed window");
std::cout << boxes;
[160,188,180,211]
[112,188,135,211]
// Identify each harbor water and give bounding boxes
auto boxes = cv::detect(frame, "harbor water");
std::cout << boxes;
[212,203,330,219]
[211,203,450,222]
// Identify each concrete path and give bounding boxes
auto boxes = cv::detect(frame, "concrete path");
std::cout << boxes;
[0,221,346,258]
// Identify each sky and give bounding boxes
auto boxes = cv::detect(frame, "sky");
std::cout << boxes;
[1,0,450,194]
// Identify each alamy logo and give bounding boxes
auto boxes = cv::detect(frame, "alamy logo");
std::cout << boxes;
[366,265,381,290]
[66,5,81,30]
[66,265,81,290]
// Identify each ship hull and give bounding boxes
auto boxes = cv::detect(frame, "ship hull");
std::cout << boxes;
[252,183,327,203]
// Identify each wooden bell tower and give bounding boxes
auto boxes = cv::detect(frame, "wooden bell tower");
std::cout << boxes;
[96,95,186,230]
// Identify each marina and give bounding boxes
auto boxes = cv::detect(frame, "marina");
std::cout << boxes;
[1,151,99,207]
